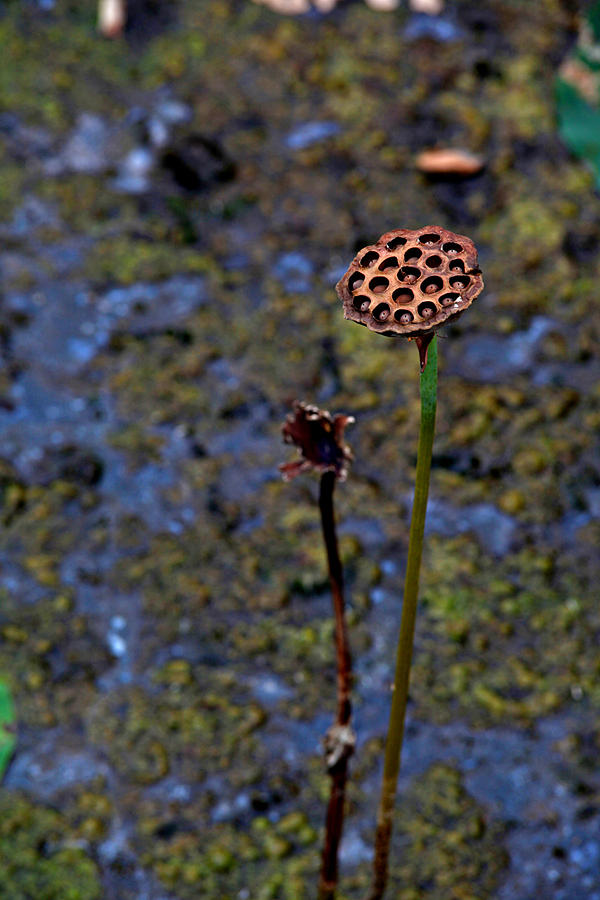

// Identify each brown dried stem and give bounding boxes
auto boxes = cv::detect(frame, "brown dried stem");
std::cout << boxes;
[317,469,355,900]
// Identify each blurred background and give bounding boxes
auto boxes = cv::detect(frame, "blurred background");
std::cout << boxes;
[0,0,599,898]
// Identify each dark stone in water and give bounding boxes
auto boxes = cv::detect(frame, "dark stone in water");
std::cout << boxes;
[161,134,236,192]
[33,444,104,487]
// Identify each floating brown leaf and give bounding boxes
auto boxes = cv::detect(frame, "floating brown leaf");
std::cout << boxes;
[98,0,126,37]
[416,148,485,176]
[409,0,444,13]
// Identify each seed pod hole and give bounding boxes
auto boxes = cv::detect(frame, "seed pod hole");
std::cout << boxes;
[404,247,422,262]
[392,288,414,303]
[360,251,379,267]
[394,309,414,324]
[386,236,407,250]
[398,266,421,284]
[373,302,391,321]
[369,276,389,293]
[425,255,442,268]
[378,257,399,272]
[439,292,460,307]
[418,301,437,319]
[353,295,371,312]
[442,241,462,255]
[449,259,465,273]
[421,276,443,294]
[449,275,471,290]
[419,232,441,245]
[348,272,365,291]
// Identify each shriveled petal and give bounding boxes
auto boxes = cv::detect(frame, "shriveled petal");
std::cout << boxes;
[279,459,311,481]
[280,401,355,481]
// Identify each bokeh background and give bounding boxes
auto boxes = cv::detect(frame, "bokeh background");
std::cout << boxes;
[1,1,600,898]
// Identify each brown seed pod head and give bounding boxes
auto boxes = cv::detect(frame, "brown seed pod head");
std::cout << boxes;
[336,225,484,341]
[279,401,354,482]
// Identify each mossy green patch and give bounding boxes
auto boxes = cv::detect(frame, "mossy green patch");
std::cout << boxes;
[140,762,506,899]
[0,481,81,589]
[0,587,112,731]
[410,533,600,725]
[84,236,213,286]
[385,764,508,899]
[0,790,102,900]
[86,677,267,787]
[106,424,166,466]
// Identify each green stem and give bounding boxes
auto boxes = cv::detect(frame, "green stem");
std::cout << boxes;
[366,336,438,900]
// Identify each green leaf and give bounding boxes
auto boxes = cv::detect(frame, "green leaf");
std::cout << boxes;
[555,77,600,188]
[588,1,600,44]
[0,679,16,779]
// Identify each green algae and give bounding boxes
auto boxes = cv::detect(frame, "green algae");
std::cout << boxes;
[0,462,26,527]
[409,533,600,725]
[0,478,113,732]
[103,499,378,719]
[0,587,112,731]
[86,678,268,787]
[0,161,28,224]
[0,13,128,130]
[37,175,140,234]
[106,424,166,466]
[0,481,81,589]
[0,790,102,900]
[385,764,508,900]
[84,236,213,287]
[139,762,505,900]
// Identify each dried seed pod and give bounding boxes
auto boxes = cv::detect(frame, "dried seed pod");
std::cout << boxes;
[279,401,355,482]
[336,225,483,340]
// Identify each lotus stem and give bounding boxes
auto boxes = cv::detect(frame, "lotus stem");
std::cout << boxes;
[366,335,438,900]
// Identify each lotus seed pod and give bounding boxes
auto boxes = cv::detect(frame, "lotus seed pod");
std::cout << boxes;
[336,225,484,341]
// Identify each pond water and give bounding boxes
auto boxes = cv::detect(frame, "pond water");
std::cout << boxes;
[0,1,599,898]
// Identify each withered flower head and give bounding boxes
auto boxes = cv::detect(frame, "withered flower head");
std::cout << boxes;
[279,401,354,482]
[336,225,484,370]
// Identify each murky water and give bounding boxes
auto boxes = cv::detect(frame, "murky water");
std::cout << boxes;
[1,1,599,898]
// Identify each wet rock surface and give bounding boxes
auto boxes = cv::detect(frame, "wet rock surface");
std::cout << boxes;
[0,1,599,898]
